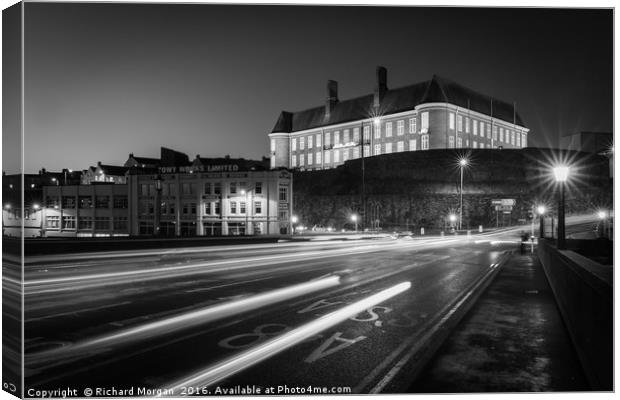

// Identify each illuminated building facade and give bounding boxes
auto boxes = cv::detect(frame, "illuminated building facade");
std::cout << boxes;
[269,67,530,170]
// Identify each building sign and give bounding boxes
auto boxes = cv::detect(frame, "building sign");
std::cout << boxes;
[159,165,240,174]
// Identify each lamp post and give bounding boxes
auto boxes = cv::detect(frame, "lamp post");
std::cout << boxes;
[154,174,163,237]
[291,215,298,235]
[458,158,468,231]
[64,169,73,185]
[597,210,607,239]
[449,213,457,232]
[553,166,569,249]
[351,214,358,232]
[537,205,546,239]
[51,177,58,186]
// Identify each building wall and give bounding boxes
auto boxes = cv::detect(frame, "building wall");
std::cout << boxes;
[41,184,129,237]
[273,102,529,171]
[128,169,293,236]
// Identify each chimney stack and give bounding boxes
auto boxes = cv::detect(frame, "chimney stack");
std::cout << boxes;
[325,80,339,119]
[374,66,388,109]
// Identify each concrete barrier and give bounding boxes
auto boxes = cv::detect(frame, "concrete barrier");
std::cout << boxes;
[537,239,612,390]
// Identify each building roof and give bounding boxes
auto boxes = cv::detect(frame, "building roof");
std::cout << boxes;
[272,75,526,133]
[98,164,129,176]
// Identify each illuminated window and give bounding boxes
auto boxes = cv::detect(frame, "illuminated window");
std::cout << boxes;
[300,136,305,150]
[334,131,340,145]
[385,142,392,153]
[374,144,381,155]
[409,118,416,134]
[343,129,350,143]
[465,117,470,134]
[473,121,478,136]
[449,113,455,130]
[449,136,455,148]
[421,135,429,150]
[230,201,237,214]
[409,139,417,151]
[386,122,393,137]
[291,138,297,151]
[308,135,313,148]
[316,133,322,147]
[457,115,463,132]
[353,128,360,143]
[397,141,404,152]
[316,152,322,165]
[457,137,462,148]
[421,112,429,131]
[291,155,297,167]
[397,120,404,136]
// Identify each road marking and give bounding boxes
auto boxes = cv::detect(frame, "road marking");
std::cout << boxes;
[26,276,340,365]
[305,332,367,363]
[163,281,411,392]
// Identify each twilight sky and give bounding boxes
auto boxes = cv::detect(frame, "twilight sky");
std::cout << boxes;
[6,3,615,173]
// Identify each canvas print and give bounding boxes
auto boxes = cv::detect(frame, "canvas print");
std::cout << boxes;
[2,2,613,398]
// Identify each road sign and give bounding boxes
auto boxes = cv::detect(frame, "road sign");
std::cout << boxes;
[491,199,516,206]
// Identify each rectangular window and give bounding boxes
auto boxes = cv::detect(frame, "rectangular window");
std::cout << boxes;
[457,137,463,148]
[308,135,313,148]
[240,201,246,214]
[449,113,455,130]
[397,120,404,136]
[316,133,322,147]
[230,182,237,194]
[334,149,340,163]
[46,196,59,209]
[374,144,381,155]
[230,201,237,214]
[113,217,128,231]
[79,196,93,209]
[494,125,499,140]
[511,131,516,146]
[204,203,212,215]
[291,137,297,151]
[62,196,75,208]
[397,141,404,152]
[421,135,429,150]
[374,124,381,139]
[334,131,340,145]
[500,127,504,142]
[95,196,109,209]
[214,182,221,195]
[522,134,527,147]
[465,117,470,133]
[409,118,416,134]
[343,129,350,143]
[480,121,484,137]
[255,182,262,194]
[279,187,288,202]
[385,142,392,153]
[449,136,455,148]
[113,196,128,209]
[182,183,193,195]
[325,150,331,164]
[342,149,349,162]
[473,120,478,136]
[254,201,262,214]
[325,132,331,146]
[62,216,76,229]
[487,124,491,139]
[308,153,313,165]
[204,182,212,194]
[46,216,60,229]
[409,139,417,151]
[316,152,322,165]
[353,128,360,143]
[421,112,429,131]
[270,139,276,152]
[291,155,297,167]
[516,132,521,147]
[300,136,305,150]
[95,217,109,230]
[214,201,220,215]
[79,217,93,230]
[363,126,370,141]
[473,141,478,148]
[300,153,305,166]
[457,115,463,132]
[386,122,393,137]
[481,143,486,149]
[353,147,360,158]
[363,145,370,157]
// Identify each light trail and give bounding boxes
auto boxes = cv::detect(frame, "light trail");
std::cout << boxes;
[26,276,341,365]
[163,281,412,392]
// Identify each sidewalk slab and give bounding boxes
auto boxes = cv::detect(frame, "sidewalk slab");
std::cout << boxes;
[409,251,589,392]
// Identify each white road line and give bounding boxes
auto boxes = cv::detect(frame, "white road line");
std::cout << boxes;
[163,281,411,392]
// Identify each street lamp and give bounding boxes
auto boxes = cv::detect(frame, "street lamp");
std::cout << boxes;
[33,204,40,210]
[553,165,569,249]
[458,158,468,231]
[291,215,298,235]
[537,205,546,238]
[448,213,457,231]
[51,177,58,186]
[64,169,73,185]
[351,214,358,232]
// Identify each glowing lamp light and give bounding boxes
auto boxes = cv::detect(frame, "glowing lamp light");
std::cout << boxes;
[537,205,546,215]
[240,190,246,195]
[459,158,468,167]
[291,216,298,224]
[373,117,381,125]
[33,204,40,210]
[351,215,358,222]
[449,214,457,222]
[598,211,607,220]
[4,204,11,210]
[553,166,570,182]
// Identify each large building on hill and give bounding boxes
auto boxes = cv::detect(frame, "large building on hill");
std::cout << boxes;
[269,67,530,170]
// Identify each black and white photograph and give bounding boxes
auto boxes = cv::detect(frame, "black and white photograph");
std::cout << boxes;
[1,1,614,398]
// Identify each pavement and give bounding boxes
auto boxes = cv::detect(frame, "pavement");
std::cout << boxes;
[409,249,590,393]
